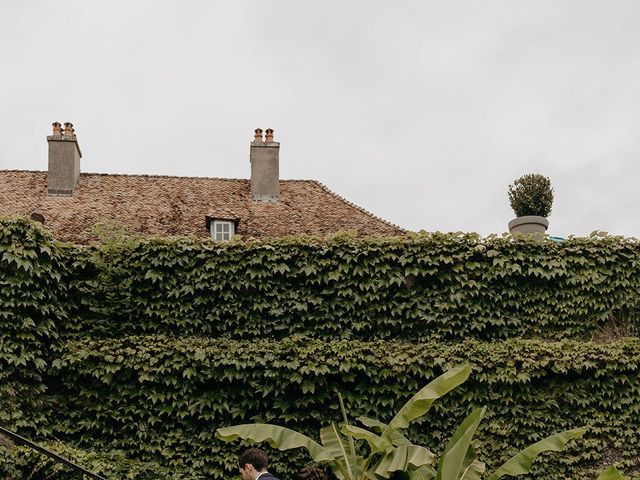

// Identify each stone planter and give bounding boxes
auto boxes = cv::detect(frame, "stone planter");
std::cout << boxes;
[508,216,549,234]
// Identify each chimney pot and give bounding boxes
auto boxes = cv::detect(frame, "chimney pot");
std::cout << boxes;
[63,122,75,137]
[52,122,62,135]
[254,128,264,143]
[265,128,274,143]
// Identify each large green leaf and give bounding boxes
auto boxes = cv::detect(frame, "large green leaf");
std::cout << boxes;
[459,446,485,480]
[388,365,472,432]
[597,466,629,480]
[485,428,586,480]
[358,417,412,447]
[409,465,438,480]
[339,392,360,480]
[436,407,486,480]
[358,416,388,433]
[375,463,437,480]
[459,459,485,480]
[216,423,332,463]
[342,424,392,453]
[388,430,413,447]
[320,423,361,480]
[374,445,436,478]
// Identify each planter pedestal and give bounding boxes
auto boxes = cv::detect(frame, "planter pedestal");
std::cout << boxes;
[508,216,549,234]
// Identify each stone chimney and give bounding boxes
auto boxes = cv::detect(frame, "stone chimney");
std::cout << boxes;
[47,122,82,196]
[250,128,280,202]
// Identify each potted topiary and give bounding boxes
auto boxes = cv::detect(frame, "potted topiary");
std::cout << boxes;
[507,173,554,234]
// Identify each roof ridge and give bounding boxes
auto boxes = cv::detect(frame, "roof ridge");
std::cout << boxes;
[0,170,328,184]
[308,180,406,232]
[0,169,251,182]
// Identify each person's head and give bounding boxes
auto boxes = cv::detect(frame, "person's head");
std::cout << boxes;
[297,465,327,480]
[238,448,269,480]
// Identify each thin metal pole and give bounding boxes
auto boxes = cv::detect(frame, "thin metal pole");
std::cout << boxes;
[0,426,109,480]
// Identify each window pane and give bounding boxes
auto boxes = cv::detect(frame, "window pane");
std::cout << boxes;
[211,221,234,242]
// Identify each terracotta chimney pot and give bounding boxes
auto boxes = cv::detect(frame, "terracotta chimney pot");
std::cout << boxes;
[265,128,274,143]
[63,122,75,137]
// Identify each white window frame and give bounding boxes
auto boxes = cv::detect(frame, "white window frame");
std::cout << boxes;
[210,220,235,242]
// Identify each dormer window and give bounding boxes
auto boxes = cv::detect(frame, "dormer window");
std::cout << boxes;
[210,220,235,242]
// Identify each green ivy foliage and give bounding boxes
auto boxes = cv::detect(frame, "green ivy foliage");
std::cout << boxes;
[65,231,640,341]
[0,441,191,479]
[45,336,640,480]
[4,219,640,343]
[0,218,67,434]
[2,219,640,479]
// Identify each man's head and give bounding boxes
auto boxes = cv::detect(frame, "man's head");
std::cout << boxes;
[238,447,269,480]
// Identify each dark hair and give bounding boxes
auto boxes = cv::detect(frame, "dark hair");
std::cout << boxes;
[297,465,327,480]
[238,447,268,471]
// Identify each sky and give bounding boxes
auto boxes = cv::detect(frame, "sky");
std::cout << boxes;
[1,1,639,237]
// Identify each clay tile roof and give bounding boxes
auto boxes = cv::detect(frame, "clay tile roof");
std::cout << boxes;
[0,170,406,244]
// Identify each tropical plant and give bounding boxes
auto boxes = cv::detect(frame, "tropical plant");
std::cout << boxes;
[216,365,586,480]
[217,365,472,480]
[428,407,584,480]
[508,174,554,217]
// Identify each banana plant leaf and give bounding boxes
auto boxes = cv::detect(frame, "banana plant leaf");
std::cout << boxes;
[358,417,388,433]
[485,427,586,480]
[374,445,436,478]
[436,407,486,480]
[216,423,333,463]
[597,466,629,480]
[342,424,393,453]
[459,445,485,480]
[409,465,438,480]
[460,459,485,480]
[388,430,414,447]
[320,423,362,480]
[338,392,360,480]
[387,365,472,432]
[358,417,412,447]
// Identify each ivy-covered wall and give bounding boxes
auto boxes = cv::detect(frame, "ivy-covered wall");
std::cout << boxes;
[50,336,640,479]
[0,218,639,479]
[68,229,640,341]
[0,219,67,435]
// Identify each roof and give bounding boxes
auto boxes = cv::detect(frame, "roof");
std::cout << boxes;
[0,170,405,244]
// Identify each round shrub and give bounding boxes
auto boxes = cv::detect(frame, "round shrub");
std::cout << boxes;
[508,173,554,217]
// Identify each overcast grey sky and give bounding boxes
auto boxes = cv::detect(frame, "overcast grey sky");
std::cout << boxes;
[1,1,639,237]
